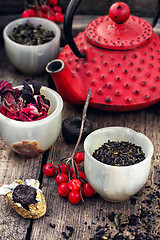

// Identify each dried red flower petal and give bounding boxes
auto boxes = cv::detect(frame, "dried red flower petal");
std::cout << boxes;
[0,80,50,121]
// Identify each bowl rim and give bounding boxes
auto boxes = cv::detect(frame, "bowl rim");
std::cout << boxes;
[3,17,61,48]
[84,126,154,169]
[0,85,63,125]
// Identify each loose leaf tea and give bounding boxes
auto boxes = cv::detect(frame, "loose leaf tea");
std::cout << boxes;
[92,140,145,166]
[114,212,129,228]
[9,21,55,45]
[0,80,50,121]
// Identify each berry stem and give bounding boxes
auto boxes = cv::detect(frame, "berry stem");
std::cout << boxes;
[48,88,91,187]
[71,88,91,159]
[60,88,91,165]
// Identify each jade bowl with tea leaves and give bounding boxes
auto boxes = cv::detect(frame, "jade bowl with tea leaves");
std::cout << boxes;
[84,127,154,202]
[0,86,63,158]
[3,17,61,75]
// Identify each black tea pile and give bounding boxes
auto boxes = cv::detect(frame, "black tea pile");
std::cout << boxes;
[9,21,55,45]
[92,140,145,166]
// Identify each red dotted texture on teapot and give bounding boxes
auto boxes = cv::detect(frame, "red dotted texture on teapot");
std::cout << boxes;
[57,31,160,111]
[85,15,153,50]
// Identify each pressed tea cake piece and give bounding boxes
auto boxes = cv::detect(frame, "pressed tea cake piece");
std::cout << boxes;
[0,179,46,219]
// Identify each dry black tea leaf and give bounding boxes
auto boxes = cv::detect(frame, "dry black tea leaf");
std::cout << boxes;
[9,21,55,45]
[114,212,129,228]
[92,140,145,166]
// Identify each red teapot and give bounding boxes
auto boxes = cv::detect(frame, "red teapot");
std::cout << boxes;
[46,0,160,111]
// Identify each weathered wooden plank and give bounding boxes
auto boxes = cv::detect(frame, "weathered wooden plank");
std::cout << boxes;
[0,45,50,240]
[0,0,158,18]
[59,0,158,18]
[0,140,44,240]
[0,0,24,15]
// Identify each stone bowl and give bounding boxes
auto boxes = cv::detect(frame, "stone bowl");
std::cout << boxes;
[0,86,63,158]
[3,17,61,75]
[84,127,154,202]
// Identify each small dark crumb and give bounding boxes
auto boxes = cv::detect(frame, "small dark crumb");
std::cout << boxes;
[95,216,100,221]
[96,225,103,232]
[91,229,106,239]
[49,223,55,228]
[66,226,74,231]
[130,196,137,205]
[108,212,115,222]
[84,221,87,225]
[88,226,91,229]
[66,226,74,237]
[61,226,74,239]
[129,214,139,226]
[62,232,69,239]
[112,233,130,239]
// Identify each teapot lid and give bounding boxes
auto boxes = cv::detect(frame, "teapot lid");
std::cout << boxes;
[85,2,153,50]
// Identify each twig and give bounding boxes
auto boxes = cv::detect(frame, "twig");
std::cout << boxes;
[50,88,91,165]
[71,88,92,159]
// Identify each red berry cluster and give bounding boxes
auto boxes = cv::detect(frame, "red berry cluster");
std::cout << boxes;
[22,0,64,23]
[43,152,95,204]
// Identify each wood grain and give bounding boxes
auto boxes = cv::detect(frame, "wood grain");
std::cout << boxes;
[0,11,160,239]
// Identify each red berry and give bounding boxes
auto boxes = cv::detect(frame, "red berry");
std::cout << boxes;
[28,9,36,17]
[40,4,48,13]
[46,4,54,13]
[68,179,81,191]
[53,5,62,13]
[68,190,81,204]
[40,11,47,18]
[109,2,130,24]
[57,183,70,197]
[57,163,68,174]
[55,12,64,23]
[22,10,32,18]
[43,163,56,176]
[47,14,56,22]
[74,152,84,164]
[48,0,58,6]
[69,163,80,174]
[72,171,85,180]
[82,183,95,198]
[32,5,38,13]
[56,172,69,185]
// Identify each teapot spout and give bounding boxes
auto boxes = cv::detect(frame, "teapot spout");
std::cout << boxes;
[46,59,83,104]
[46,59,64,74]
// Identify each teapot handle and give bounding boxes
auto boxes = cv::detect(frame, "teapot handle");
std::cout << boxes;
[152,0,160,27]
[63,0,86,58]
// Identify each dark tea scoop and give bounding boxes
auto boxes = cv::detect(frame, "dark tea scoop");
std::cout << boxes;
[12,184,37,210]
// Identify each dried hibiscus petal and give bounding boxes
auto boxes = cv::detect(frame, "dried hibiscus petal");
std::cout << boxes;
[21,81,35,104]
[0,80,50,121]
[0,80,13,97]
[32,80,41,95]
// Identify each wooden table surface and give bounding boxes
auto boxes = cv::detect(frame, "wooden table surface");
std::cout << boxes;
[0,41,160,240]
